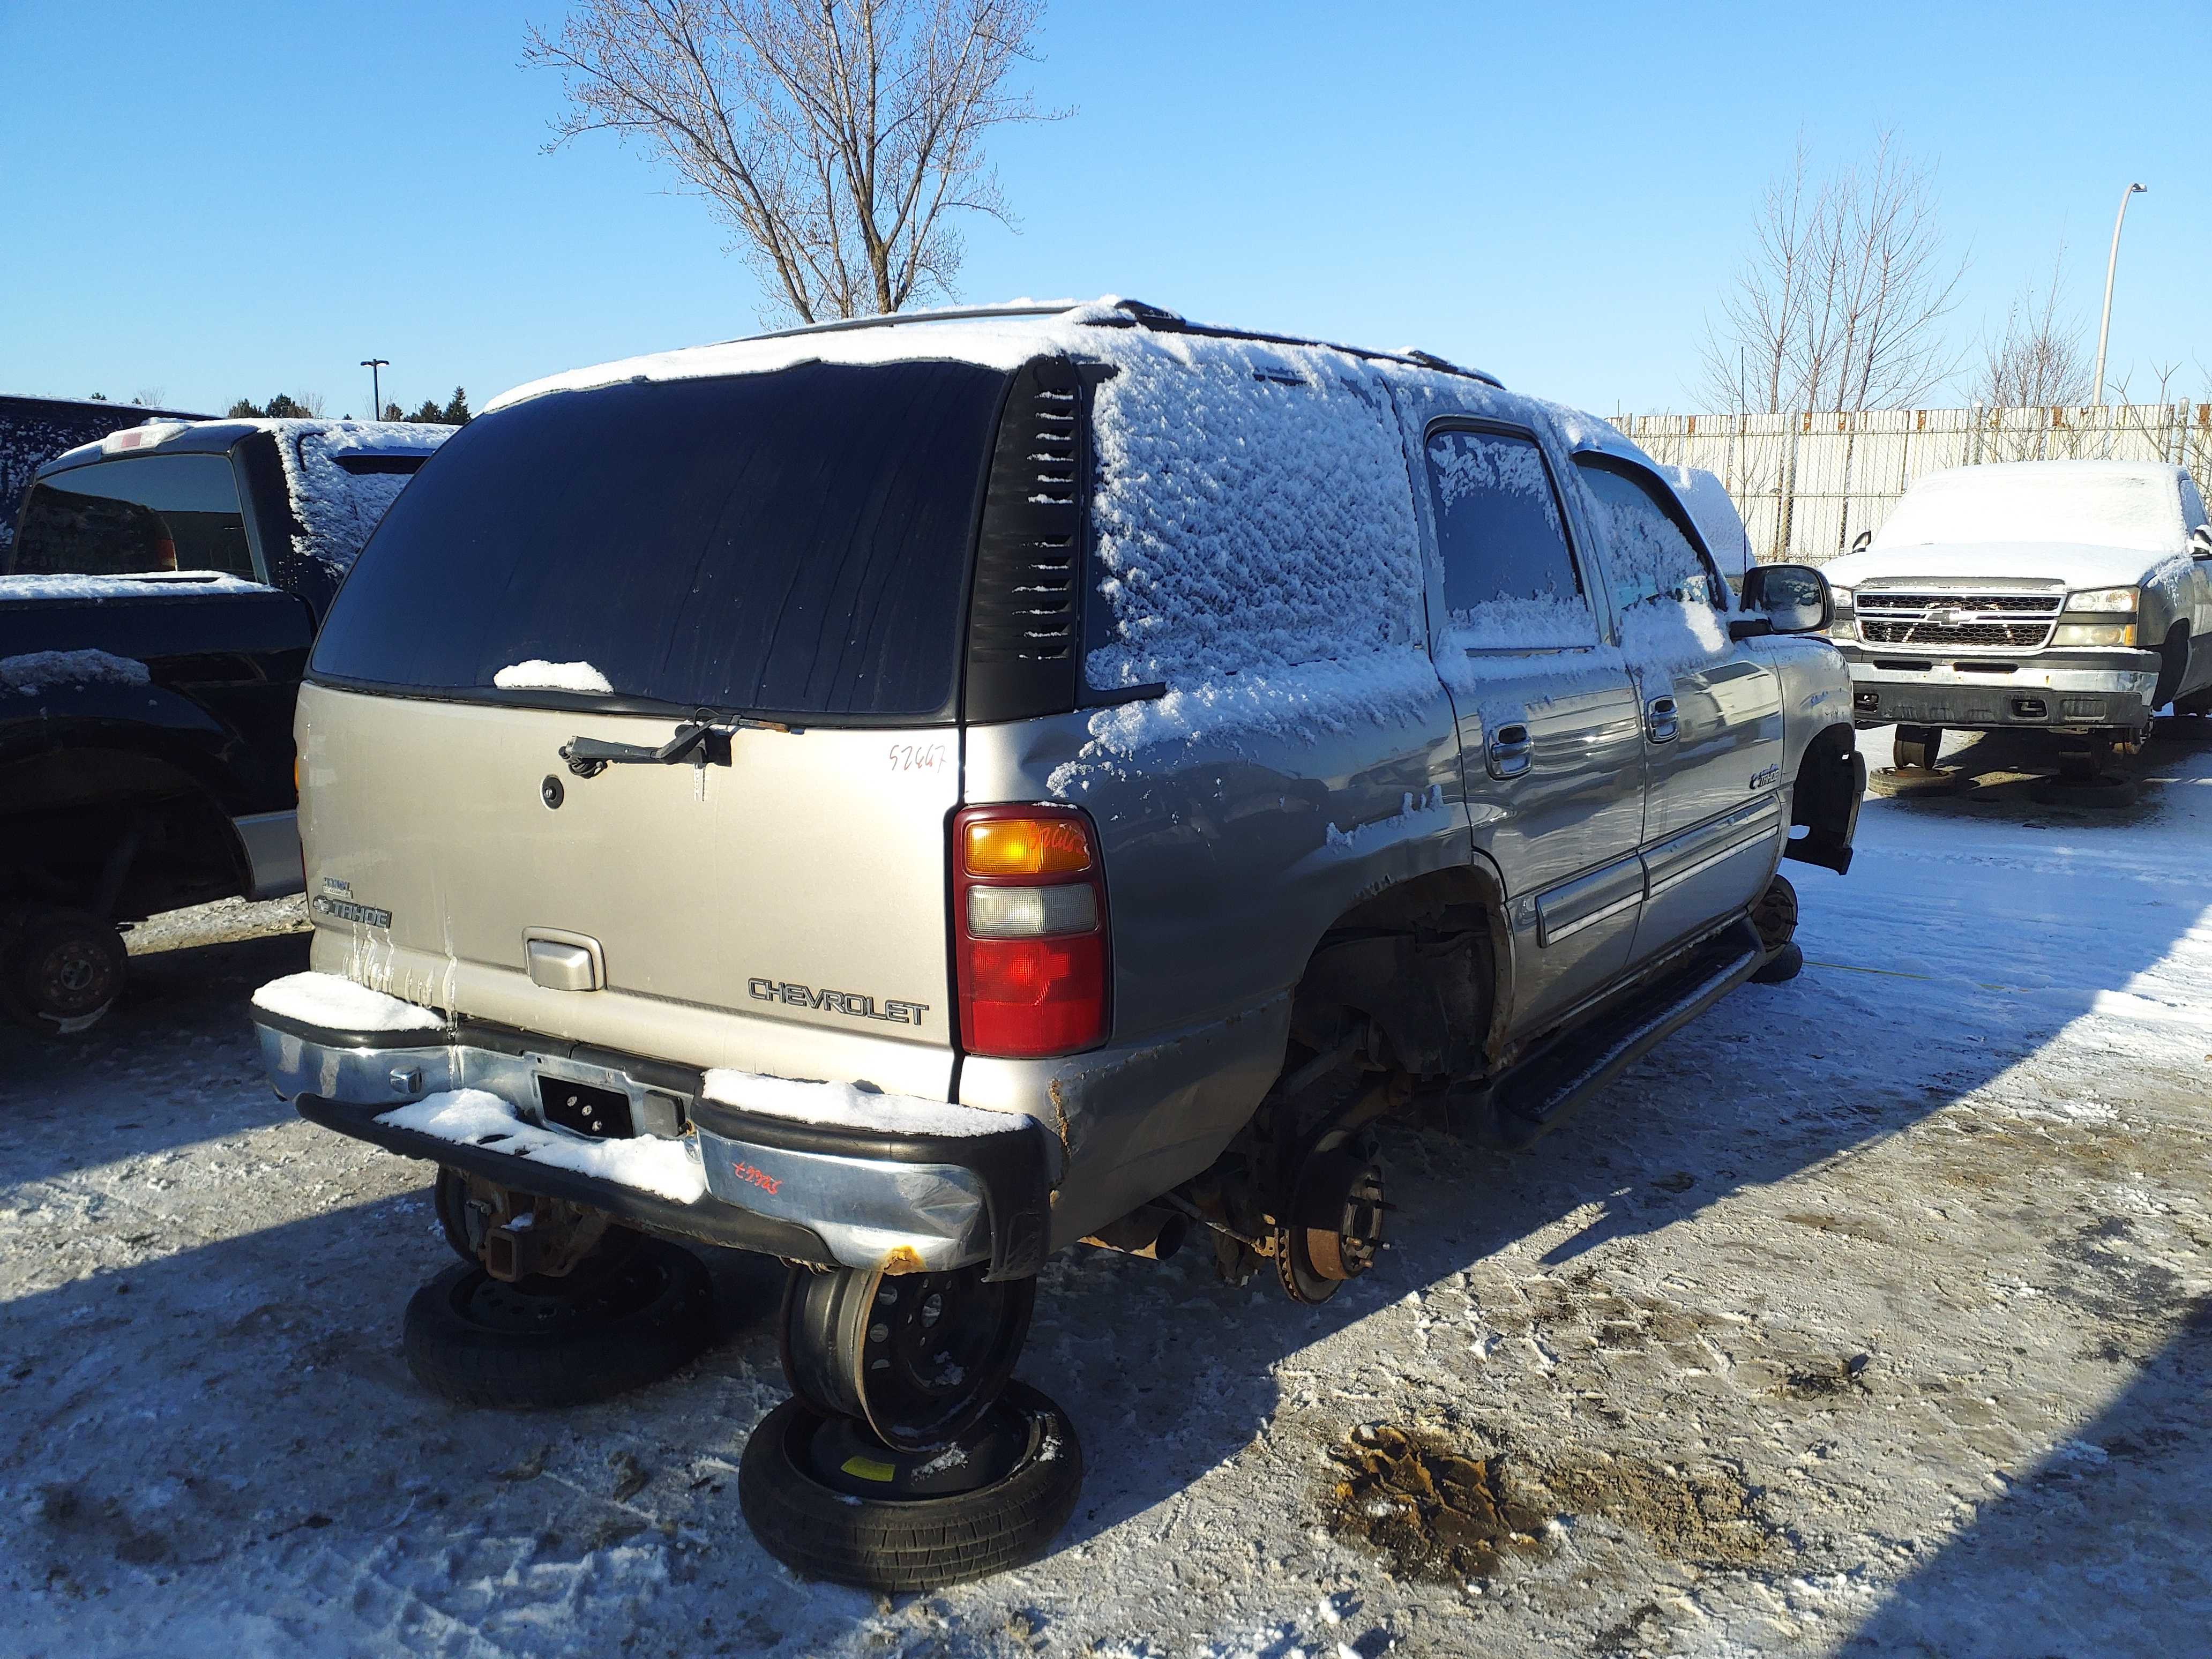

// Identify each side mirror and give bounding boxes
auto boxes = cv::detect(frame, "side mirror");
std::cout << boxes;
[1850,529,1873,555]
[1734,562,1832,637]
[2191,525,2211,561]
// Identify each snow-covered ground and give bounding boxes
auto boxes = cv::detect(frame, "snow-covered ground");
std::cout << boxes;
[4,724,2209,1657]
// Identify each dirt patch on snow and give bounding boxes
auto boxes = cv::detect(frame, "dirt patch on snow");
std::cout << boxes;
[1537,1451,1783,1568]
[1322,1426,1782,1582]
[1322,1425,1551,1581]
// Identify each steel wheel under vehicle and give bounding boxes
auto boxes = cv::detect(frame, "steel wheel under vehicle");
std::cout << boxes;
[780,1263,1034,1453]
[1892,724,1945,773]
[2,908,126,1035]
[402,1237,714,1408]
[1276,1141,1387,1305]
[738,1380,1082,1591]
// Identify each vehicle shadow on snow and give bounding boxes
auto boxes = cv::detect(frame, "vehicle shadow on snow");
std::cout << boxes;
[0,929,312,1184]
[10,727,2207,1643]
[1839,1296,2212,1654]
[1015,723,2212,1574]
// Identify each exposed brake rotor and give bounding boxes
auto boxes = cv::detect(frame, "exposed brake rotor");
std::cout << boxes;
[1275,1146,1387,1305]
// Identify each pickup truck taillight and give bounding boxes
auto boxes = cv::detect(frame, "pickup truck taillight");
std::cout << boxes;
[952,804,1110,1058]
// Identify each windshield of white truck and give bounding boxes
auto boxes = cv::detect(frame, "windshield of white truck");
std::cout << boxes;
[308,360,1005,721]
[1873,468,2180,555]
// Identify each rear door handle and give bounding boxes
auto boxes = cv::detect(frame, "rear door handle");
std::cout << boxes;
[1645,697,1679,745]
[1486,722,1533,780]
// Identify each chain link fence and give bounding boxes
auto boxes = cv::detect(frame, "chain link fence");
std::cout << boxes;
[1611,402,2212,565]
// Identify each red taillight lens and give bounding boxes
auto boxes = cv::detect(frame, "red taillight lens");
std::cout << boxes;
[953,804,1109,1058]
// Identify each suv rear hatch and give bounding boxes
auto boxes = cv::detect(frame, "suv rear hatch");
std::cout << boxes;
[298,360,1014,1099]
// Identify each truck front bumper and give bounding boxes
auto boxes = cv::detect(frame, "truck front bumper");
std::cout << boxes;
[255,1011,1054,1280]
[1838,648,2159,731]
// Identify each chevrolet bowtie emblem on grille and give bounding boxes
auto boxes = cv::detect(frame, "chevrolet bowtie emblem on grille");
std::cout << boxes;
[1932,606,1978,625]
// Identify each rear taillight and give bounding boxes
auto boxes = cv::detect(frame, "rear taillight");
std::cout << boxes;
[953,804,1110,1058]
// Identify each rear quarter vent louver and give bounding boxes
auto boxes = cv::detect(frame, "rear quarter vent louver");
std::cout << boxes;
[963,357,1088,723]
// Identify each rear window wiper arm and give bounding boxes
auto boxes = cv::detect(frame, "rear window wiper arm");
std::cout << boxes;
[561,721,725,778]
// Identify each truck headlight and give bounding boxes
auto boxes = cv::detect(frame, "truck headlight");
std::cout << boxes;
[2051,622,2139,647]
[2068,587,2139,614]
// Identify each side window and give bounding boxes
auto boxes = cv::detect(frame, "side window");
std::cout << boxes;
[12,454,256,579]
[1573,458,1727,614]
[2181,473,2208,534]
[1423,427,1596,645]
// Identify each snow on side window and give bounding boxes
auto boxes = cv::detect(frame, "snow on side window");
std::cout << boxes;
[277,422,451,583]
[1081,346,1426,692]
[1575,460,1725,616]
[1423,428,1596,651]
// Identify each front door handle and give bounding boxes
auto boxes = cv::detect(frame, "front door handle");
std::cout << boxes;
[1486,722,1533,780]
[1645,696,1680,745]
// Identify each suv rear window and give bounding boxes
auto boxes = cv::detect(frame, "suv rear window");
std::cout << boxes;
[309,360,1007,720]
[13,453,255,579]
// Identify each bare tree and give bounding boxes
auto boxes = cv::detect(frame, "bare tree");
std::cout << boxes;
[1701,132,1966,413]
[527,0,1058,324]
[1975,255,2089,411]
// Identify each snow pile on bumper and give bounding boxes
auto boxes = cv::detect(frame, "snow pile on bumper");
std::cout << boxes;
[700,1068,1032,1140]
[378,1088,708,1204]
[252,970,443,1033]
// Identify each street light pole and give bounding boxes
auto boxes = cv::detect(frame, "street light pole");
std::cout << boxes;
[360,358,389,421]
[2091,184,2146,407]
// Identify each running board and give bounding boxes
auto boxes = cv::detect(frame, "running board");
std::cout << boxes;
[1482,917,1766,1148]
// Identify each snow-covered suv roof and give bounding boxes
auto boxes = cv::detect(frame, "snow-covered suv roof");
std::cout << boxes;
[485,297,1503,414]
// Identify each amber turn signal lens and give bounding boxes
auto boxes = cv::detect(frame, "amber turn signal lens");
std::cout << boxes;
[962,816,1093,877]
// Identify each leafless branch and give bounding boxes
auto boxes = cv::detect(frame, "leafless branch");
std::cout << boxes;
[1700,131,1967,413]
[526,0,1062,324]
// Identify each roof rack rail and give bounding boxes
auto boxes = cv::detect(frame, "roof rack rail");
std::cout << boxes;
[699,296,1508,392]
[1087,305,1503,390]
[711,302,1080,349]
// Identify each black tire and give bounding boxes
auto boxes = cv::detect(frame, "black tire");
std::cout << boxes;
[402,1237,714,1409]
[1750,941,1804,984]
[1,908,126,1035]
[739,1381,1082,1591]
[1893,724,1944,772]
[2176,687,2212,718]
[1750,874,1799,954]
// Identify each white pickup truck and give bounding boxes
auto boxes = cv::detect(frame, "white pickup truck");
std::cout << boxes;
[1822,460,2212,778]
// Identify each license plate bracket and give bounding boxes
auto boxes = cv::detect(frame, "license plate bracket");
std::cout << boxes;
[536,1074,634,1140]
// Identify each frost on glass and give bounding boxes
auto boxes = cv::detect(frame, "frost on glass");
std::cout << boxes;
[1425,429,1596,653]
[1579,467,1718,617]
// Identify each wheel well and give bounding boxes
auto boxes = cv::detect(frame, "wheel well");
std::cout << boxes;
[0,749,246,921]
[2154,622,2190,710]
[1289,866,1506,1080]
[1784,722,1860,875]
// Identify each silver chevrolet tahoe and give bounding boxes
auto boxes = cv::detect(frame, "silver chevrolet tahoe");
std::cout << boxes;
[1823,459,2212,778]
[250,300,1860,1475]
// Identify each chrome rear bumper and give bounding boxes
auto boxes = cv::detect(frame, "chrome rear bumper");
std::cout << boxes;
[255,1012,1053,1279]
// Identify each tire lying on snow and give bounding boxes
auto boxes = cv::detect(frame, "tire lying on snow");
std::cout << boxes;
[402,1237,714,1408]
[740,1380,1082,1591]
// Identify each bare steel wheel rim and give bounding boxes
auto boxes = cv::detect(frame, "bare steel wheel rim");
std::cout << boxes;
[30,930,121,1018]
[781,1263,1034,1453]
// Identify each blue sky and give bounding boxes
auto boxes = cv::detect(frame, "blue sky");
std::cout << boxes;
[2,0,2204,417]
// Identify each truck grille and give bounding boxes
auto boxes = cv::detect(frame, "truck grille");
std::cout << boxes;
[1856,591,2062,651]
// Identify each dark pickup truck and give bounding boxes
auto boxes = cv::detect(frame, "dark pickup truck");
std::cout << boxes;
[1,416,451,1032]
